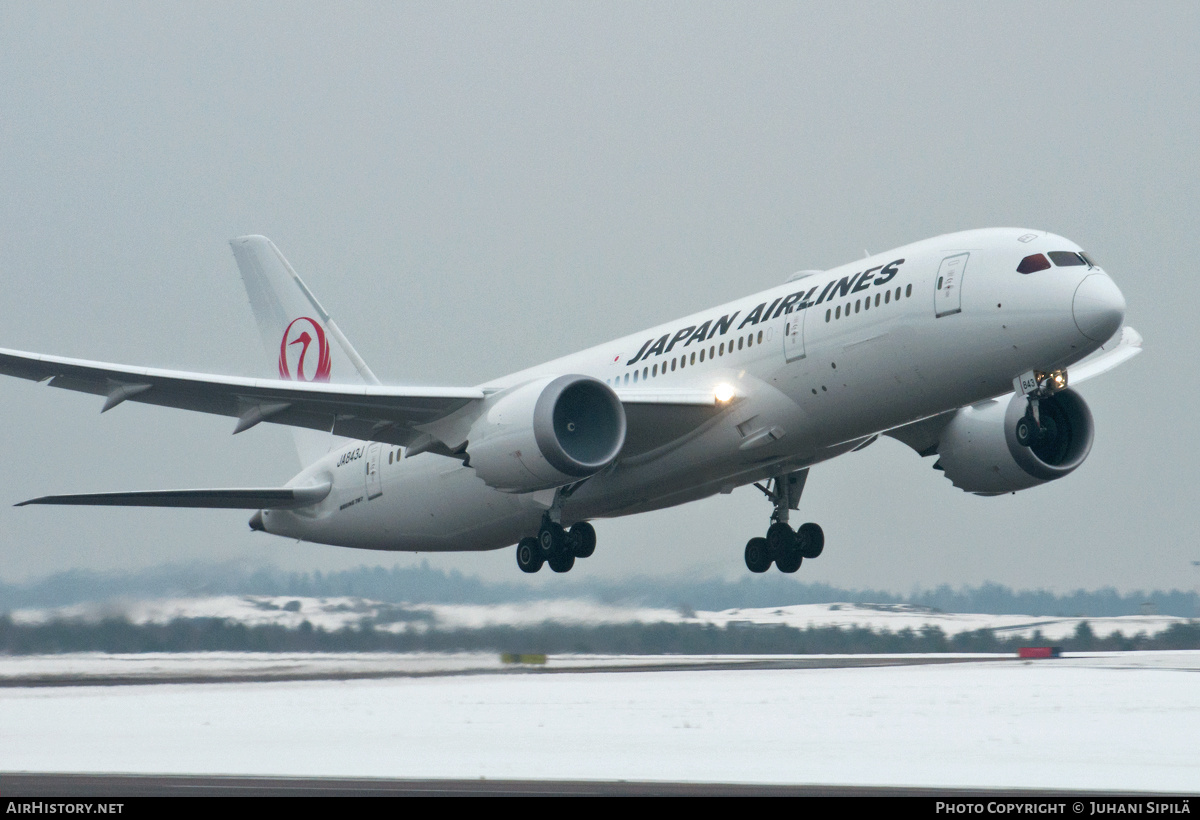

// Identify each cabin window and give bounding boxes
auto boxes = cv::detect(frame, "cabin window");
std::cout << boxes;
[905,284,912,298]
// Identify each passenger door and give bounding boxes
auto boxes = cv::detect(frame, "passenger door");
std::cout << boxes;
[934,253,969,318]
[364,442,383,500]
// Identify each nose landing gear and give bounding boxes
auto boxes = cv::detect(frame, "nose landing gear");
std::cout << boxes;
[745,469,825,574]
[1014,369,1067,448]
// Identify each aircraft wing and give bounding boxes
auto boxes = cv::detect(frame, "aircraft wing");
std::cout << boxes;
[1063,325,1142,384]
[17,483,331,509]
[884,325,1143,457]
[0,347,484,448]
[611,387,734,455]
[0,347,731,458]
[612,387,720,406]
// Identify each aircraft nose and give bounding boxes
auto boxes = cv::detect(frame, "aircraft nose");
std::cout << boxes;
[1072,273,1126,341]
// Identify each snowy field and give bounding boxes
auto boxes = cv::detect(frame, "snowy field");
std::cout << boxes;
[9,595,1190,640]
[1,651,1198,792]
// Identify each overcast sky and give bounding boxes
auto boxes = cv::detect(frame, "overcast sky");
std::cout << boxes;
[0,2,1196,593]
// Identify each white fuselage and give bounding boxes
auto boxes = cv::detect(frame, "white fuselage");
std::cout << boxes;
[261,228,1125,552]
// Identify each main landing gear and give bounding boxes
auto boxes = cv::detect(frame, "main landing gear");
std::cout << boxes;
[744,470,824,574]
[516,515,597,574]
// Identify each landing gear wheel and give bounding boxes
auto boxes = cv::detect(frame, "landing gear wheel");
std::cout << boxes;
[547,547,575,573]
[775,548,802,573]
[766,521,795,561]
[796,522,824,559]
[766,521,801,573]
[1015,414,1036,447]
[538,521,566,556]
[516,537,543,573]
[744,537,771,573]
[568,521,597,558]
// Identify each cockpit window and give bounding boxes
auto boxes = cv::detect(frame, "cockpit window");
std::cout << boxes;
[1048,251,1087,267]
[1079,252,1097,268]
[1017,253,1051,274]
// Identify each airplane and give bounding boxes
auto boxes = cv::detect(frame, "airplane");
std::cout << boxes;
[0,228,1139,575]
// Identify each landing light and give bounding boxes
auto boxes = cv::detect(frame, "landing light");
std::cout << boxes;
[714,383,737,403]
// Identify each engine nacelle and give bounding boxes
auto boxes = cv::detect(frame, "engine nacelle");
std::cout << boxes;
[466,374,627,492]
[936,389,1094,495]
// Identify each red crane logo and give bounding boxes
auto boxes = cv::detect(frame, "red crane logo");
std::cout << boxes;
[278,317,332,382]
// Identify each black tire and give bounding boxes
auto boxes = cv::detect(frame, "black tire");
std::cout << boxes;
[538,522,565,556]
[797,522,824,559]
[744,537,771,573]
[569,521,597,558]
[516,537,543,573]
[775,549,802,573]
[766,521,795,561]
[548,548,575,573]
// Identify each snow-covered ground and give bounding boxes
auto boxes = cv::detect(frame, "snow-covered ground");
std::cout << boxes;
[0,651,1197,791]
[8,595,1191,640]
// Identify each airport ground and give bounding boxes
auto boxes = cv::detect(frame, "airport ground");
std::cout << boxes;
[1,651,1197,795]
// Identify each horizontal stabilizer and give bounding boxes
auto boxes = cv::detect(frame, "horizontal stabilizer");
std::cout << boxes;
[16,482,331,509]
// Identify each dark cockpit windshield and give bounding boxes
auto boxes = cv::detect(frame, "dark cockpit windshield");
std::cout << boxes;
[1018,250,1097,273]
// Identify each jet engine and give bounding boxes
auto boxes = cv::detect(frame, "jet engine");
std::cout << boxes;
[935,389,1094,495]
[466,375,627,492]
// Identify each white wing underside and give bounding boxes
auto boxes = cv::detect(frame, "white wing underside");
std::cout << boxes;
[0,348,719,453]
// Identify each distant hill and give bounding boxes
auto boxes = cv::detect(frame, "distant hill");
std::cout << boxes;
[1,561,1196,618]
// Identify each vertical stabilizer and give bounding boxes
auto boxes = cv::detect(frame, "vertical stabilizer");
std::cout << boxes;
[230,235,380,464]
